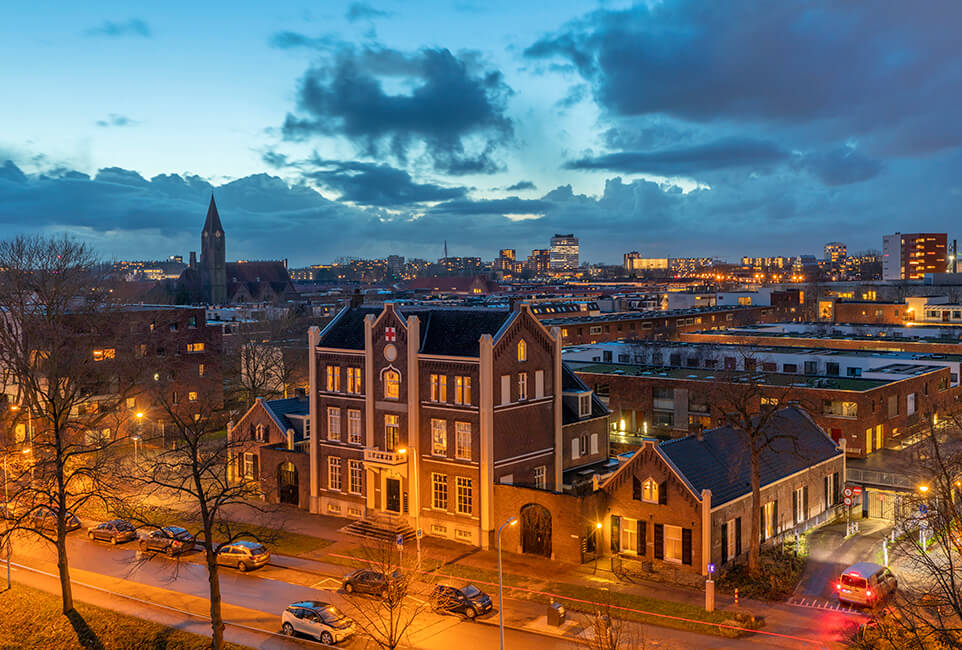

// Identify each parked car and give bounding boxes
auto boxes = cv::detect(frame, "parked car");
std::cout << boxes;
[342,568,401,597]
[836,562,897,607]
[281,601,355,645]
[216,540,270,571]
[87,519,137,544]
[430,582,493,620]
[139,526,194,556]
[31,507,81,532]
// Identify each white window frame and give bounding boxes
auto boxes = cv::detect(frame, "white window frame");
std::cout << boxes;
[328,457,342,491]
[347,409,362,444]
[384,369,400,400]
[348,460,363,495]
[517,339,527,362]
[621,516,638,554]
[243,452,255,479]
[455,375,471,405]
[327,406,341,441]
[518,372,528,401]
[456,477,473,514]
[384,414,400,451]
[642,478,658,504]
[455,421,471,460]
[726,517,737,559]
[664,524,683,563]
[432,473,448,510]
[534,465,546,489]
[431,419,447,455]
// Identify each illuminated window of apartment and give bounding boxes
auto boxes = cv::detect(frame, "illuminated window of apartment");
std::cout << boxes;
[92,348,116,361]
[186,342,205,353]
[198,363,205,377]
[455,422,471,460]
[432,473,448,510]
[456,477,473,514]
[347,409,362,444]
[454,376,471,405]
[328,457,342,491]
[384,414,400,451]
[347,367,361,394]
[348,460,363,495]
[326,365,341,392]
[327,407,341,441]
[126,397,136,409]
[136,344,147,358]
[431,419,447,455]
[188,391,198,401]
[517,339,527,362]
[430,374,447,402]
[642,478,658,503]
[384,369,400,400]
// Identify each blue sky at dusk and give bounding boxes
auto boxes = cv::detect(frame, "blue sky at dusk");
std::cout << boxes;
[2,1,961,266]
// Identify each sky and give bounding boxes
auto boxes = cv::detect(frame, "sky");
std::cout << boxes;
[2,1,962,266]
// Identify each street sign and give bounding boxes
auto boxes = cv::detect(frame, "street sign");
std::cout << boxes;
[853,486,863,495]
[844,496,853,506]
[707,563,715,575]
[416,528,423,539]
[843,487,853,498]
[396,534,404,547]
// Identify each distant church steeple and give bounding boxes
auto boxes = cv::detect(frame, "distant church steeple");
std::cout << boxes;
[200,194,227,305]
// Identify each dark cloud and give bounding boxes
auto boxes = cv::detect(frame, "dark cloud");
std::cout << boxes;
[346,3,391,22]
[799,146,884,186]
[84,19,151,38]
[505,180,536,191]
[566,138,788,176]
[281,44,513,174]
[96,114,137,128]
[268,31,335,50]
[527,2,962,155]
[304,160,468,206]
[429,196,552,216]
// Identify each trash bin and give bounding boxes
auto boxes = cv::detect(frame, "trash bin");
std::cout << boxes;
[547,602,566,626]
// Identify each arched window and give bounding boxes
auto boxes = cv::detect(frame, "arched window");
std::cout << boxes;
[384,369,400,400]
[255,424,265,442]
[642,478,658,504]
[517,339,527,362]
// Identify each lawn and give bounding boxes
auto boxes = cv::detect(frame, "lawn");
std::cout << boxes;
[0,583,248,649]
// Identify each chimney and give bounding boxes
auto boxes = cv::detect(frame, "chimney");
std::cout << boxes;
[695,426,704,442]
[350,288,363,308]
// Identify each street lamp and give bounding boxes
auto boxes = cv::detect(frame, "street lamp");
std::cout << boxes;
[498,516,518,650]
[593,521,603,573]
[131,435,142,463]
[397,448,421,565]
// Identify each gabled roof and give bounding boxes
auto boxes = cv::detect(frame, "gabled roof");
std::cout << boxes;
[203,195,223,234]
[560,363,609,424]
[658,407,842,507]
[262,397,309,441]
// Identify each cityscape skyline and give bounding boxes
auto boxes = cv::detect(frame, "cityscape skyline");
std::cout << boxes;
[2,2,962,266]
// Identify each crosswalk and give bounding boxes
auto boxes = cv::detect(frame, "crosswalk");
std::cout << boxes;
[787,595,861,615]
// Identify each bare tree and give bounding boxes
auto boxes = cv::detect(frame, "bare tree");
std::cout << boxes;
[580,594,645,650]
[116,377,275,650]
[0,235,143,614]
[341,537,430,650]
[229,316,307,409]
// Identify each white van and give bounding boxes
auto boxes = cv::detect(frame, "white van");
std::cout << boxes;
[836,562,897,607]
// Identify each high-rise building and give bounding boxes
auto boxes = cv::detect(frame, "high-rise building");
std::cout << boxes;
[499,249,516,261]
[549,234,579,271]
[882,233,947,280]
[824,242,847,263]
[527,249,551,274]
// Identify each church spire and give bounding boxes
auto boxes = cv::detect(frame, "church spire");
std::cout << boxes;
[203,194,223,235]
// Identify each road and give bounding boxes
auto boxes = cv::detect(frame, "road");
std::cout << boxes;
[5,530,859,649]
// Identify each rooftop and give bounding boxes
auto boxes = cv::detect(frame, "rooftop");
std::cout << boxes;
[541,304,760,326]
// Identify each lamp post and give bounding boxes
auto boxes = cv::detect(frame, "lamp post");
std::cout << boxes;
[3,454,9,591]
[498,516,518,650]
[397,448,421,565]
[133,412,145,463]
[594,521,603,573]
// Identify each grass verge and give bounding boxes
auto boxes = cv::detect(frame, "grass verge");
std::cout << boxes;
[717,539,808,600]
[0,583,248,649]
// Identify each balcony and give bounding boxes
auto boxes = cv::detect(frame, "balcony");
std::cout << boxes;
[363,448,406,466]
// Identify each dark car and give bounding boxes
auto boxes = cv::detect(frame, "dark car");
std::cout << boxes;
[430,582,493,620]
[139,526,194,556]
[342,569,401,597]
[87,519,137,544]
[31,507,81,532]
[216,540,270,571]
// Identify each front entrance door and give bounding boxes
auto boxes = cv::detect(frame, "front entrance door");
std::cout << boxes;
[385,478,401,513]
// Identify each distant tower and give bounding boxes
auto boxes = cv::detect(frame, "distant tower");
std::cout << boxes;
[200,195,227,304]
[444,240,448,259]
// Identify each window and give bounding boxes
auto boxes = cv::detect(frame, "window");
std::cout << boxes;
[198,363,205,377]
[501,374,511,405]
[430,374,447,402]
[243,453,257,480]
[455,376,471,405]
[535,370,544,398]
[384,415,400,451]
[328,457,342,490]
[783,363,797,373]
[822,400,857,417]
[326,366,341,392]
[534,465,546,489]
[847,367,862,377]
[794,487,805,524]
[349,460,363,495]
[517,339,527,362]
[188,315,197,328]
[642,479,658,503]
[762,501,775,539]
[456,477,473,514]
[518,372,528,401]
[664,525,683,563]
[126,397,136,409]
[455,422,471,460]
[347,409,362,444]
[431,419,447,455]
[186,343,205,353]
[384,369,400,400]
[826,362,840,376]
[725,517,737,560]
[188,391,198,402]
[621,517,638,553]
[327,407,341,440]
[578,393,591,417]
[432,473,448,509]
[92,348,115,361]
[347,367,362,394]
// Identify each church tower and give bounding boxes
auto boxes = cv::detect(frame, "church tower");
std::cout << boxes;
[200,194,227,304]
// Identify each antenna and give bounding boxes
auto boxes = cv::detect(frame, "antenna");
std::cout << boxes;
[444,240,448,259]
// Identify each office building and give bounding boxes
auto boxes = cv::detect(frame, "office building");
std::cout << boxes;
[882,233,947,280]
[549,234,579,271]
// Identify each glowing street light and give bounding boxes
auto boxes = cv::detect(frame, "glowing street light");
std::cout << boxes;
[498,516,518,650]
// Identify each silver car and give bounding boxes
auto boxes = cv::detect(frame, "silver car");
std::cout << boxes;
[281,601,355,645]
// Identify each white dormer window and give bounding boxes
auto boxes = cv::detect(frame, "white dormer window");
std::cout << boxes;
[642,478,658,504]
[578,393,591,418]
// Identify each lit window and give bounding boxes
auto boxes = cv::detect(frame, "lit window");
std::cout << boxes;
[430,374,448,402]
[92,348,116,361]
[327,407,341,441]
[432,419,447,455]
[664,525,683,563]
[243,453,256,480]
[455,376,471,405]
[188,391,198,402]
[384,414,400,451]
[456,477,473,514]
[455,422,471,460]
[186,343,205,353]
[126,397,136,409]
[328,457,342,491]
[384,369,400,400]
[517,339,527,362]
[347,367,362,394]
[642,479,658,504]
[432,473,448,510]
[326,366,341,392]
[349,460,363,495]
[347,409,362,444]
[534,465,546,489]
[198,363,205,377]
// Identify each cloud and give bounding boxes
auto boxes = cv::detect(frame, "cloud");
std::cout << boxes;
[566,138,788,176]
[96,114,137,128]
[268,31,335,50]
[303,159,468,206]
[280,44,513,174]
[346,3,390,22]
[799,146,884,186]
[505,180,536,191]
[84,19,151,38]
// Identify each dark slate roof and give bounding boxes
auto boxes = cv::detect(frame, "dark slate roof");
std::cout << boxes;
[203,195,223,234]
[263,397,309,441]
[417,308,511,356]
[658,407,842,506]
[561,363,610,424]
[317,306,381,350]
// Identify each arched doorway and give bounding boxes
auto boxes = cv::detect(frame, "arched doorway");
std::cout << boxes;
[278,462,298,506]
[520,503,552,558]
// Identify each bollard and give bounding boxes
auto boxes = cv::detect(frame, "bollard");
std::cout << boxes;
[734,588,739,606]
[705,579,715,613]
[883,539,888,566]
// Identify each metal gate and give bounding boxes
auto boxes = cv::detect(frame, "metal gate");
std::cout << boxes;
[866,489,895,520]
[278,461,299,505]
